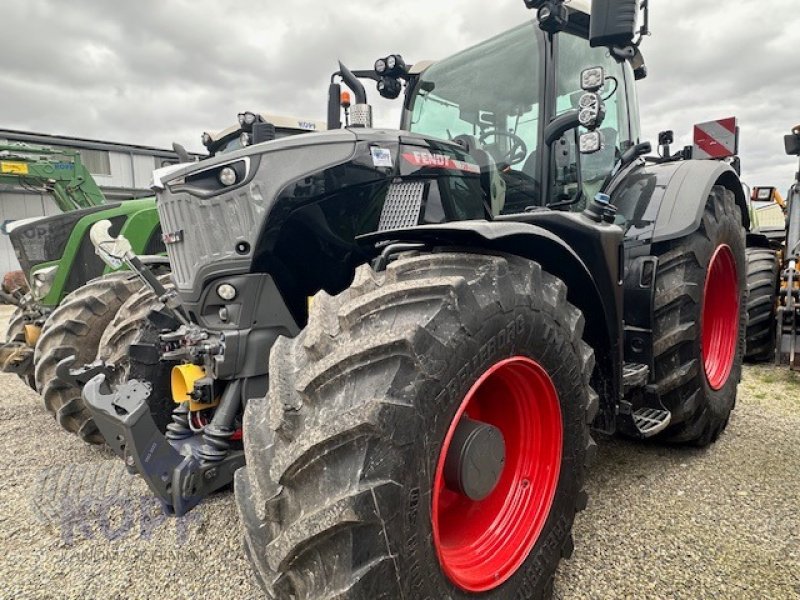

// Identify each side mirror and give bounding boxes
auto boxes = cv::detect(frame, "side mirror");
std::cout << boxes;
[590,0,638,48]
[785,129,800,156]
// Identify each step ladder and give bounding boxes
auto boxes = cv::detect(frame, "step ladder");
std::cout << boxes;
[621,362,672,438]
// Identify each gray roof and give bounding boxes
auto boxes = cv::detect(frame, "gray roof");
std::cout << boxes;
[0,128,185,159]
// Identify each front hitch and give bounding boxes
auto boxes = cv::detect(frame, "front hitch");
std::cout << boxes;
[81,373,244,516]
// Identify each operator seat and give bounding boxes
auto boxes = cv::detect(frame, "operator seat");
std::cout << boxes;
[453,135,507,216]
[522,150,539,179]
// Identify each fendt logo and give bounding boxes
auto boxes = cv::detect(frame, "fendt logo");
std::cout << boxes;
[402,150,481,174]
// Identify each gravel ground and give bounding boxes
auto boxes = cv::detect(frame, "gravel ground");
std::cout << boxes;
[0,303,798,599]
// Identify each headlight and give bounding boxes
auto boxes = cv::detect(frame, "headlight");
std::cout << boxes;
[217,283,237,301]
[581,66,605,92]
[239,132,251,147]
[377,76,402,100]
[374,58,387,74]
[578,92,605,129]
[242,112,257,126]
[30,265,58,300]
[579,131,603,154]
[201,132,212,147]
[219,167,237,186]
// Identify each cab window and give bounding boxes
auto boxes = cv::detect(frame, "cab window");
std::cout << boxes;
[553,32,633,207]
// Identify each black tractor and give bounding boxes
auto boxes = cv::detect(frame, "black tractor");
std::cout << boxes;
[70,0,750,597]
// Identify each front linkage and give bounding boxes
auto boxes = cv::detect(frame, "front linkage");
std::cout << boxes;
[67,221,246,515]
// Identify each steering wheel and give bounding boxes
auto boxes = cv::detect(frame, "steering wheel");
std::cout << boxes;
[479,130,528,168]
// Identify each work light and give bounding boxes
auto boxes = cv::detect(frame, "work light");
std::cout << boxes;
[219,167,237,186]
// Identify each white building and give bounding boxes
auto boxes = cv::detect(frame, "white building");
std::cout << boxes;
[0,128,185,275]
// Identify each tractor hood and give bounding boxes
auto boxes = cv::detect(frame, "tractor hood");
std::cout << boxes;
[154,128,488,306]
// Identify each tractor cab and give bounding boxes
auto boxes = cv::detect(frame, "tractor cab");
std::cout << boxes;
[400,7,642,214]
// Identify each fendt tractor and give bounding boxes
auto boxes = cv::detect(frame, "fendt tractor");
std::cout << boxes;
[68,0,751,597]
[1,115,318,443]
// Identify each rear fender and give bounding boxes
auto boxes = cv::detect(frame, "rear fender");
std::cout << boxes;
[361,220,622,431]
[611,159,748,246]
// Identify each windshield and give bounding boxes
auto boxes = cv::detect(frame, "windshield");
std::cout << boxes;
[408,22,541,160]
[407,23,544,212]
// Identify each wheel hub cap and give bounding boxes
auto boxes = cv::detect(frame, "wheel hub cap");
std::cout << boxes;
[443,417,506,501]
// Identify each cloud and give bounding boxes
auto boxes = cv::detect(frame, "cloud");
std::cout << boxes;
[1,0,797,191]
[637,0,800,192]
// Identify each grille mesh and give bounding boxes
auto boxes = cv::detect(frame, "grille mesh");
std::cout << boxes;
[378,181,425,231]
[157,183,267,288]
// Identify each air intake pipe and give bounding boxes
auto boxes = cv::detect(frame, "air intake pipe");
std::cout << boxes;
[338,61,372,129]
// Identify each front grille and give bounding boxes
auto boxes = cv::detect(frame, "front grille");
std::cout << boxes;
[378,181,425,231]
[157,183,269,289]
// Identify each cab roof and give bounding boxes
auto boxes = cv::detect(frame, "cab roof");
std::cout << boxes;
[208,114,325,143]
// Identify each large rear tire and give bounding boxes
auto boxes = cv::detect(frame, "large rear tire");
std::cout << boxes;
[236,253,598,599]
[95,275,175,433]
[650,186,746,446]
[5,307,36,388]
[743,247,779,362]
[33,271,142,444]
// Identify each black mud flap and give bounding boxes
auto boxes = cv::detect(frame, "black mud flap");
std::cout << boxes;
[81,374,244,516]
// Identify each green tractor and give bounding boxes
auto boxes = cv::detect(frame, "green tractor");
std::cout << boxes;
[1,114,321,443]
[67,0,754,596]
[0,141,155,388]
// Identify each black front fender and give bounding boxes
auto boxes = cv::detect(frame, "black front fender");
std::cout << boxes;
[361,219,623,432]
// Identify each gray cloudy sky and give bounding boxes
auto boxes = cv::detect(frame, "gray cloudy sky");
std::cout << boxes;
[1,0,799,192]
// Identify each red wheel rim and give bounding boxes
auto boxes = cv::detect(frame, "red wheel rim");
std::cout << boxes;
[702,244,739,390]
[432,356,562,592]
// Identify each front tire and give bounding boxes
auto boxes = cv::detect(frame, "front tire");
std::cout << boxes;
[236,253,597,599]
[33,272,142,443]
